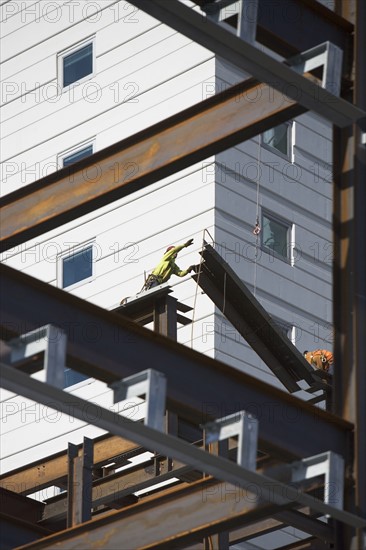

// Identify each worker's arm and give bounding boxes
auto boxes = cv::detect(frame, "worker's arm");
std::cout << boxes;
[163,239,194,260]
[172,264,196,278]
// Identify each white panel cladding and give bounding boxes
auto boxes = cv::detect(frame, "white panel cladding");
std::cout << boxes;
[1,44,213,163]
[0,1,138,63]
[1,64,214,194]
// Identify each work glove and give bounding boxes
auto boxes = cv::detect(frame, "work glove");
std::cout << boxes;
[188,265,199,273]
[185,238,194,247]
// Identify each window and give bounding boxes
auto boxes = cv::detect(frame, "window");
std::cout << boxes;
[59,38,95,89]
[60,244,94,289]
[62,144,93,167]
[58,139,95,169]
[261,212,291,261]
[262,123,291,157]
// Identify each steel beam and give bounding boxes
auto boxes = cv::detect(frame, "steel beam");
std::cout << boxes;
[128,0,364,126]
[10,478,286,550]
[66,438,93,527]
[194,0,354,61]
[0,78,306,252]
[0,264,353,460]
[0,435,141,495]
[42,459,193,524]
[333,1,366,549]
[194,243,322,392]
[1,363,365,532]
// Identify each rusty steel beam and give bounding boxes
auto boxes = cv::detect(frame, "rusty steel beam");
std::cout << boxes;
[13,478,292,550]
[0,77,307,252]
[333,1,366,549]
[42,458,193,524]
[0,435,142,495]
[0,263,353,460]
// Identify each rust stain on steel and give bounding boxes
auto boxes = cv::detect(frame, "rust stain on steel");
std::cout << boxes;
[90,528,119,549]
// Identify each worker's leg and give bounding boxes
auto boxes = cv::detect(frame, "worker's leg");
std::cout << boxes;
[143,274,160,291]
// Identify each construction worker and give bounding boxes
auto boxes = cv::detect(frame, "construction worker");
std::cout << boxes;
[303,349,334,374]
[142,239,197,291]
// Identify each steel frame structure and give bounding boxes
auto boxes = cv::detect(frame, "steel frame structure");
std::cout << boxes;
[0,0,365,548]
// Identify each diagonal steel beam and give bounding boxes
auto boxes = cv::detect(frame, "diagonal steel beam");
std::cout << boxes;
[0,78,306,252]
[193,243,324,392]
[0,264,352,460]
[128,0,365,126]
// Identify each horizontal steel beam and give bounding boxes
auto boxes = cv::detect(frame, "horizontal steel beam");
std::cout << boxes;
[0,435,142,495]
[13,477,284,550]
[0,264,353,460]
[1,363,365,547]
[129,0,365,126]
[0,78,306,252]
[42,459,193,524]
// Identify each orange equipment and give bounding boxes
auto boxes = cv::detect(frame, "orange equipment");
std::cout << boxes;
[303,349,334,372]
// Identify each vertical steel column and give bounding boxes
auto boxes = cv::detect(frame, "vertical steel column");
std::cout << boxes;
[203,429,230,550]
[153,295,179,468]
[353,1,366,548]
[334,1,366,548]
[153,295,178,339]
[67,438,93,528]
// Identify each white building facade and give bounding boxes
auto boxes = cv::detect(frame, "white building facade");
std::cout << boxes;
[0,1,334,547]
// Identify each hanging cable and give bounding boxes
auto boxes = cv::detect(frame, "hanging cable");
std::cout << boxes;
[252,134,262,297]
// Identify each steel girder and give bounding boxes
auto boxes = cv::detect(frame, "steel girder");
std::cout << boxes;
[0,78,306,252]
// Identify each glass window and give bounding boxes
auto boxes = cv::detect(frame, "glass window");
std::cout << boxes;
[62,245,93,288]
[62,144,93,167]
[262,212,291,260]
[262,123,290,157]
[62,42,93,87]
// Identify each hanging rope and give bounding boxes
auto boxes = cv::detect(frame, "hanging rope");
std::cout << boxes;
[252,134,262,297]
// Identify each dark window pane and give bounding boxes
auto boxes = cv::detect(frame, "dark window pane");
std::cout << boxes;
[262,214,289,259]
[64,368,88,388]
[263,123,288,156]
[63,43,93,87]
[62,246,93,288]
[63,144,93,167]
